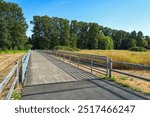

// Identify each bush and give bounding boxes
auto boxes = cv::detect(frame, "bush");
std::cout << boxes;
[54,46,80,51]
[145,46,150,50]
[129,46,148,52]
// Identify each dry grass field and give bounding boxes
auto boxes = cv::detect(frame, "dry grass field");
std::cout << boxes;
[77,50,150,65]
[0,52,25,99]
[76,50,150,94]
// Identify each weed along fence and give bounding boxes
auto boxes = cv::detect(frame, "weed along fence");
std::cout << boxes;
[0,50,31,100]
[44,50,150,83]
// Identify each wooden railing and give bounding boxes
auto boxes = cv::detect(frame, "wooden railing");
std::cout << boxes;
[0,50,31,100]
[0,62,19,100]
[43,50,150,82]
[22,50,31,84]
[44,50,110,77]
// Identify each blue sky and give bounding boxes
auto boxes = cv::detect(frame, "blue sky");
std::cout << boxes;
[6,0,150,37]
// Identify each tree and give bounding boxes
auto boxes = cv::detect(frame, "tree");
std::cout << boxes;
[137,37,148,47]
[70,20,78,48]
[130,31,137,39]
[0,18,8,49]
[121,31,137,49]
[59,18,70,46]
[30,16,148,50]
[137,31,143,39]
[31,16,42,49]
[88,23,99,49]
[98,34,113,50]
[0,1,28,50]
[124,38,136,49]
[145,36,150,49]
[77,22,89,49]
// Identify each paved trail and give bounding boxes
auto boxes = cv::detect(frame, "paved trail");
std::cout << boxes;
[25,51,76,85]
[22,51,150,100]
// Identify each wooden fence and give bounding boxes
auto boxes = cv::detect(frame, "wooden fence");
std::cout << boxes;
[44,50,150,82]
[0,50,31,100]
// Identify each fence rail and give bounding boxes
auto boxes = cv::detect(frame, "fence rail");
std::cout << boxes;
[44,50,109,76]
[0,62,19,100]
[110,60,150,82]
[44,50,150,83]
[0,50,31,100]
[22,50,31,83]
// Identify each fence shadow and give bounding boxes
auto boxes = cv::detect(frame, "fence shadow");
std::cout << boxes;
[22,79,150,100]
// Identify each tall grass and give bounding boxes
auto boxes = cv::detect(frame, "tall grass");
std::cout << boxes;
[0,50,28,54]
[77,50,150,66]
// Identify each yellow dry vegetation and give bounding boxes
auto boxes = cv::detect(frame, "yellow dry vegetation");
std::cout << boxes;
[77,50,150,65]
[0,53,25,99]
[76,50,150,94]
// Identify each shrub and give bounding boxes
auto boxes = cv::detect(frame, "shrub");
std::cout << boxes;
[54,46,80,51]
[129,46,148,52]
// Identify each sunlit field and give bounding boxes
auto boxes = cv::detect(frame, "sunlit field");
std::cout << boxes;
[77,50,150,66]
[75,50,150,94]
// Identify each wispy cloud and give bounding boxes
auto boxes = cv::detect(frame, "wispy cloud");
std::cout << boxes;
[55,0,72,7]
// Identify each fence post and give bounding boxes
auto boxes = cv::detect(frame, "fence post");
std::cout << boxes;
[59,53,61,60]
[22,60,25,83]
[106,57,109,76]
[109,58,112,78]
[91,55,93,74]
[78,54,80,67]
[69,56,71,64]
[16,62,19,86]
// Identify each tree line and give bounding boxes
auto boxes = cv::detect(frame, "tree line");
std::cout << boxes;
[31,16,150,50]
[0,0,150,50]
[0,0,31,50]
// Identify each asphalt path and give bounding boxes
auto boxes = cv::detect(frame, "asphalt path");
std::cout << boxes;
[22,51,150,100]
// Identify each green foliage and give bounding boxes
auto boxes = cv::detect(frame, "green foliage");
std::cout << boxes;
[0,0,149,51]
[0,50,28,54]
[145,36,150,49]
[129,46,148,52]
[54,46,80,51]
[110,76,116,82]
[31,16,150,50]
[59,19,70,46]
[122,83,129,87]
[77,22,89,49]
[136,37,148,47]
[98,34,113,50]
[120,76,128,80]
[11,92,22,100]
[88,23,99,49]
[70,20,78,48]
[0,1,28,50]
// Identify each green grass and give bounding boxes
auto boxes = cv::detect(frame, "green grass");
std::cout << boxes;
[122,83,130,87]
[110,76,116,82]
[120,76,128,80]
[0,50,28,54]
[11,91,22,100]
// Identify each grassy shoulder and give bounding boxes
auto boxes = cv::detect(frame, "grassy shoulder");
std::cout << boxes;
[100,74,150,95]
[0,50,28,54]
[11,83,22,100]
